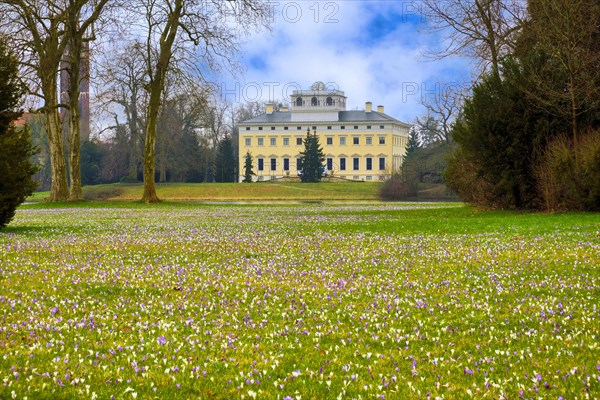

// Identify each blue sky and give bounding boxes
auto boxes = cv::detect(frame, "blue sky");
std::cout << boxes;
[219,0,472,123]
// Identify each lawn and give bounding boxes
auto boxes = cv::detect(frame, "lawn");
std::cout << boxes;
[27,181,456,202]
[1,202,599,399]
[28,182,384,202]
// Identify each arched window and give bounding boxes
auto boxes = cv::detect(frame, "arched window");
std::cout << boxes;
[311,97,318,106]
[295,97,303,107]
[326,97,333,106]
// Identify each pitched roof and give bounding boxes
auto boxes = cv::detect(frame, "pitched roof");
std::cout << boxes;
[240,111,408,125]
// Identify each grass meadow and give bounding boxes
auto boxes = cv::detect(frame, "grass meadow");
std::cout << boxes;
[25,182,383,203]
[1,202,600,399]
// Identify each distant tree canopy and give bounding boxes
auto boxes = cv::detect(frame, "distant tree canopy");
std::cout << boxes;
[214,136,236,183]
[444,0,600,211]
[0,36,38,228]
[299,129,325,183]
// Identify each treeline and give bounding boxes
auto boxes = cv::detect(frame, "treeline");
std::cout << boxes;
[27,100,262,188]
[417,0,600,211]
[379,114,456,201]
[0,0,271,202]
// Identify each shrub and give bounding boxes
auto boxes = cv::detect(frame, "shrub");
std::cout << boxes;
[379,174,417,201]
[536,130,600,211]
[445,150,511,209]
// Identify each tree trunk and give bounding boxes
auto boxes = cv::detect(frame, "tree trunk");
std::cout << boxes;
[142,94,160,202]
[127,94,140,181]
[42,76,69,202]
[141,0,183,203]
[36,20,69,202]
[67,38,83,201]
[570,74,579,153]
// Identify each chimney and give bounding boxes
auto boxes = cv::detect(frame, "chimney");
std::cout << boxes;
[266,103,274,114]
[377,105,384,113]
[365,102,373,112]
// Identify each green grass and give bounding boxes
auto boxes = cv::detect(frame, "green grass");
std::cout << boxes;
[1,203,600,399]
[29,182,385,202]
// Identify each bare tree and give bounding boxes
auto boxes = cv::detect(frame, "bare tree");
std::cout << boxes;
[421,0,526,79]
[129,0,271,203]
[0,0,108,201]
[95,41,148,182]
[524,0,600,151]
[418,83,466,144]
[63,0,110,201]
[202,99,232,147]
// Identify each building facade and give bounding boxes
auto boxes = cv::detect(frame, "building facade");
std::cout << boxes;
[238,83,411,182]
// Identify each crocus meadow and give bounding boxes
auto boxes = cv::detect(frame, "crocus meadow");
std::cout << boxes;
[1,204,599,399]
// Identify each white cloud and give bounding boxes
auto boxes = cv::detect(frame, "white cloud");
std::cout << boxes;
[221,0,471,123]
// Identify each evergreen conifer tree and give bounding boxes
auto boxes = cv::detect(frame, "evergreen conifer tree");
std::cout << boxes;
[405,127,421,160]
[299,128,325,183]
[242,151,254,183]
[214,135,236,182]
[0,36,38,228]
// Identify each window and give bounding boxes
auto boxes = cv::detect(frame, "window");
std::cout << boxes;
[270,158,277,171]
[339,157,346,171]
[327,126,332,130]
[296,158,303,171]
[326,137,333,145]
[366,136,372,145]
[312,126,317,131]
[296,137,303,145]
[270,137,276,146]
[354,125,359,130]
[245,127,250,131]
[283,158,290,171]
[296,97,303,107]
[367,125,371,129]
[366,157,373,171]
[271,126,276,131]
[353,136,359,145]
[284,126,289,130]
[380,125,385,129]
[283,137,290,146]
[311,97,318,106]
[340,137,346,145]
[245,138,251,146]
[366,176,372,181]
[297,126,302,130]
[379,136,386,145]
[258,158,264,171]
[326,158,333,171]
[340,126,345,130]
[379,157,386,170]
[326,97,333,106]
[353,157,360,170]
[259,127,263,131]
[258,137,264,146]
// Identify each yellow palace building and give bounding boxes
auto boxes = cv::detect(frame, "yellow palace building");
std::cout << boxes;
[238,82,411,182]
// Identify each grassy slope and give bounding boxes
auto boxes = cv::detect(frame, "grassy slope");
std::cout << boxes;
[29,181,457,202]
[30,182,384,202]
